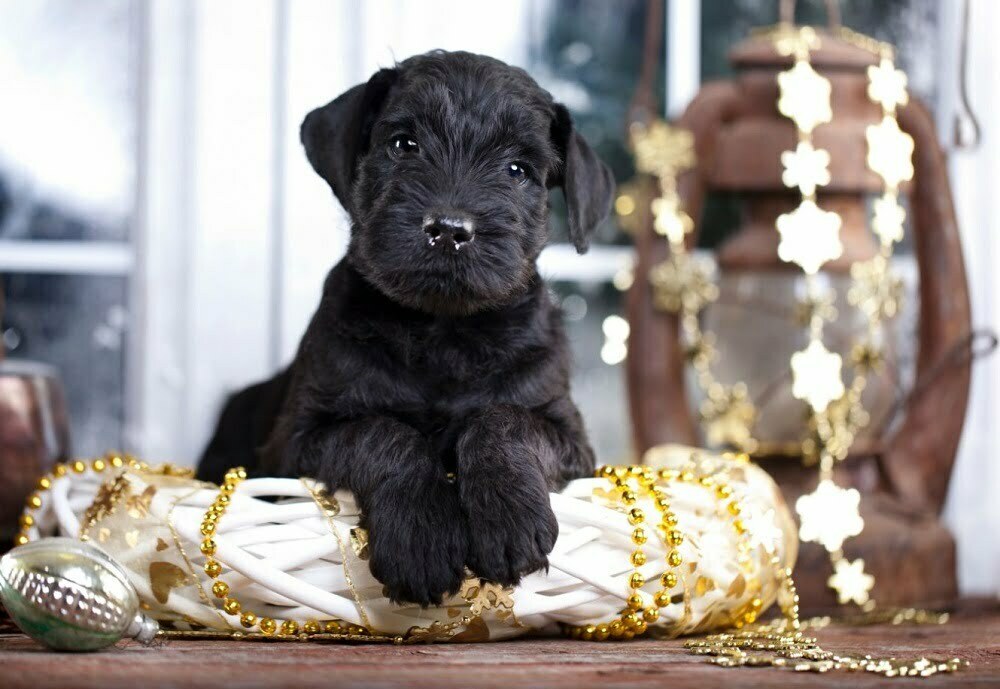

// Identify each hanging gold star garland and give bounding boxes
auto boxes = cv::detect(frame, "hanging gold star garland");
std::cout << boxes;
[629,27,915,609]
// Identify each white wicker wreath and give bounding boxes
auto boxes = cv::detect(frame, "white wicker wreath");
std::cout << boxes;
[22,445,796,642]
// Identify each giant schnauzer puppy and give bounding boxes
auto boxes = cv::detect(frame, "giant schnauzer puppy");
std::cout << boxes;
[198,50,614,606]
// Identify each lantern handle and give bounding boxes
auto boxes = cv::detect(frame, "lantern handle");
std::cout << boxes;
[779,0,841,29]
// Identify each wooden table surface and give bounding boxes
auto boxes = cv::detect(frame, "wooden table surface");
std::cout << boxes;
[2,601,998,689]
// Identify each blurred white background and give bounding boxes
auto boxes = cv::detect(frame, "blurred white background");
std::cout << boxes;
[0,0,996,594]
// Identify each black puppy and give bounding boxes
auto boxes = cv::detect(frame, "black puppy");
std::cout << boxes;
[198,51,614,606]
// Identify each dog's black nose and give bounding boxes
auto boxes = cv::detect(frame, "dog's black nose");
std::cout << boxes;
[423,213,475,250]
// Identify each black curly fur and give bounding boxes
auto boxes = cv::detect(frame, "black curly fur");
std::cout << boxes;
[197,51,615,606]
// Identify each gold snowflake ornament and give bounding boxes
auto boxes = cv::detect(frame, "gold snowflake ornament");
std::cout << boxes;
[781,141,831,196]
[791,339,845,412]
[651,196,694,244]
[778,60,833,134]
[796,479,864,551]
[827,557,875,605]
[866,116,914,189]
[776,200,843,274]
[849,255,903,320]
[700,384,757,451]
[867,58,909,112]
[649,253,719,314]
[630,120,696,179]
[872,193,906,246]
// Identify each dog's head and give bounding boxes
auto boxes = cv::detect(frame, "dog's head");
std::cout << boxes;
[301,51,614,316]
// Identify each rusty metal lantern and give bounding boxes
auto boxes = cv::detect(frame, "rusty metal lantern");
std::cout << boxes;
[625,10,972,609]
[0,286,70,551]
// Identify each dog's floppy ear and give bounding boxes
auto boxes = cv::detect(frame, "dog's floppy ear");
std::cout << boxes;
[549,104,615,254]
[300,68,399,211]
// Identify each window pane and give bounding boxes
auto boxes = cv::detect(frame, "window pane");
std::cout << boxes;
[531,0,663,247]
[2,273,127,455]
[551,281,631,462]
[0,0,138,241]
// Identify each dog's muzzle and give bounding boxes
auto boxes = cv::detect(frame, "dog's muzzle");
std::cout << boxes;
[422,212,475,251]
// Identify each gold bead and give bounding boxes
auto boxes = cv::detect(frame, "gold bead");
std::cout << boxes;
[582,625,596,640]
[235,467,247,480]
[19,514,35,528]
[679,471,694,483]
[628,572,645,589]
[204,512,218,523]
[667,550,682,567]
[280,620,299,636]
[643,607,659,623]
[92,459,106,472]
[716,484,733,499]
[609,620,624,638]
[627,508,644,526]
[631,528,647,545]
[727,500,741,516]
[633,619,648,635]
[211,580,229,598]
[303,620,321,635]
[222,597,240,615]
[14,534,29,546]
[323,621,342,633]
[37,477,52,491]
[662,513,678,527]
[599,465,615,478]
[259,618,277,635]
[110,455,125,468]
[654,590,671,607]
[668,530,684,546]
[200,539,216,555]
[622,629,636,640]
[53,463,68,477]
[240,612,257,628]
[200,523,216,537]
[217,494,231,506]
[626,593,643,611]
[26,494,42,509]
[220,483,235,495]
[661,571,678,588]
[751,597,763,610]
[204,560,222,577]
[698,476,714,487]
[733,519,746,534]
[654,497,670,511]
[71,460,87,474]
[595,624,610,641]
[630,550,646,567]
[628,466,643,476]
[622,612,641,629]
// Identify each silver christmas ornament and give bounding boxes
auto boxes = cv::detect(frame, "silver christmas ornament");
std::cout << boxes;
[0,537,158,651]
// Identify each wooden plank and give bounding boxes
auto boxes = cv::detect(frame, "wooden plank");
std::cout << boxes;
[1,601,998,688]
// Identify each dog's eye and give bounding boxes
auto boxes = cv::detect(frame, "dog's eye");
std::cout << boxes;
[508,162,529,182]
[389,135,419,156]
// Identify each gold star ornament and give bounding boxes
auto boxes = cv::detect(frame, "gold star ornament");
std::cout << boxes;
[776,200,843,275]
[796,479,864,551]
[778,60,833,134]
[649,253,719,314]
[867,58,909,112]
[781,141,831,196]
[791,339,845,413]
[827,557,875,605]
[866,116,914,189]
[700,383,757,451]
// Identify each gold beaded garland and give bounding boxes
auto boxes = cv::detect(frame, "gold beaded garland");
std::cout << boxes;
[195,466,368,639]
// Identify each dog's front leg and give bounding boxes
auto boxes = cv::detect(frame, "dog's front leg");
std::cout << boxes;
[288,415,468,606]
[455,405,567,586]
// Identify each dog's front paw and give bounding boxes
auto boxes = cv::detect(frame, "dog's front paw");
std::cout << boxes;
[457,417,559,585]
[462,481,558,587]
[365,480,468,607]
